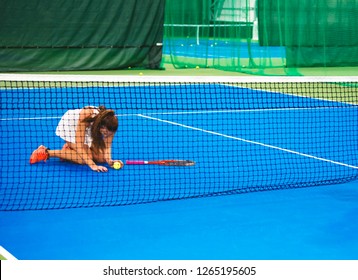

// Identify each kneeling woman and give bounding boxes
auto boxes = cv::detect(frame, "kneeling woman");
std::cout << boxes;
[30,106,123,172]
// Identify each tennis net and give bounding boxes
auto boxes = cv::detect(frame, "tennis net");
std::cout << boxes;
[0,74,357,211]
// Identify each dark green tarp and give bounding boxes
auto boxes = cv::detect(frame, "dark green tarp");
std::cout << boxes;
[0,0,165,71]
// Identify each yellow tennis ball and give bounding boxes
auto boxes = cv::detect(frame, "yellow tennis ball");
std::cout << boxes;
[139,72,143,75]
[113,162,122,170]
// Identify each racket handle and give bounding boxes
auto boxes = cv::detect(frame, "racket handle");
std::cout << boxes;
[126,160,147,165]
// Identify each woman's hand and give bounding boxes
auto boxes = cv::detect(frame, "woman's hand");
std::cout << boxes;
[90,164,108,172]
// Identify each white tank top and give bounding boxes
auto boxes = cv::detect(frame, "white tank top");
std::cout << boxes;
[55,106,99,147]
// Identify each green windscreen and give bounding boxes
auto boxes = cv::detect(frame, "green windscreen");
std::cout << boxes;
[0,0,164,71]
[163,0,358,75]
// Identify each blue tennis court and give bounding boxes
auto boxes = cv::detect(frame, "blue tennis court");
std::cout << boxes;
[0,76,357,259]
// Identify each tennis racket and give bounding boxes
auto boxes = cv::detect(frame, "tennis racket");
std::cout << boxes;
[126,160,195,166]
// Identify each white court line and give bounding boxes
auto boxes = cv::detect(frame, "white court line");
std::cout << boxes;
[138,114,358,170]
[0,106,352,121]
[0,116,62,121]
[0,113,139,121]
[135,106,353,116]
[1,108,356,169]
[0,246,17,260]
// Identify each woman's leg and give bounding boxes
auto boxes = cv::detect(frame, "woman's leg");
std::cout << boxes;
[91,148,106,163]
[48,142,92,164]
